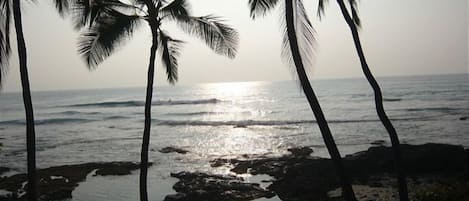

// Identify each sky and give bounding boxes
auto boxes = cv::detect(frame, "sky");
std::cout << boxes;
[1,0,468,92]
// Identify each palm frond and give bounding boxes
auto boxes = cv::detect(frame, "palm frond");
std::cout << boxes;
[248,0,279,19]
[53,0,71,17]
[349,0,361,27]
[158,30,184,84]
[78,9,141,68]
[0,0,11,88]
[1,0,10,55]
[176,15,238,58]
[72,0,133,29]
[317,0,327,19]
[132,0,156,7]
[281,0,315,72]
[160,0,190,21]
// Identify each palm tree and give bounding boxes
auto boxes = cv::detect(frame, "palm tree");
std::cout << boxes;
[317,1,409,200]
[248,0,357,200]
[53,1,238,201]
[1,0,37,200]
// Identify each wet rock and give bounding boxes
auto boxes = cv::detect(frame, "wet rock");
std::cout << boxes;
[0,162,152,201]
[159,147,189,154]
[0,167,10,175]
[287,146,313,157]
[370,140,386,146]
[165,193,187,201]
[345,143,468,175]
[460,116,468,121]
[165,171,275,201]
[211,144,469,201]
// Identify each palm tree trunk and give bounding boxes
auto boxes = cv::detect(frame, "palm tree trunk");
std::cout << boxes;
[285,0,357,200]
[139,24,158,201]
[12,1,37,201]
[335,1,409,201]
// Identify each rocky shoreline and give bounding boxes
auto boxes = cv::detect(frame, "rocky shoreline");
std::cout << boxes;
[0,162,152,201]
[1,143,468,201]
[167,143,469,201]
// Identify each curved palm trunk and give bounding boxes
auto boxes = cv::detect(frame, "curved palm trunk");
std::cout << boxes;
[12,0,37,201]
[139,25,158,201]
[335,1,409,201]
[285,0,356,200]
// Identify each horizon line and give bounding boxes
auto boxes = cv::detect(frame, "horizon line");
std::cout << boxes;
[1,72,467,94]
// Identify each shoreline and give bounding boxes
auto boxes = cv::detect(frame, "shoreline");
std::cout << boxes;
[1,143,468,201]
[0,162,152,201]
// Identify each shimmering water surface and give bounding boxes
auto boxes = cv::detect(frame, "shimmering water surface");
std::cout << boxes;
[1,74,468,200]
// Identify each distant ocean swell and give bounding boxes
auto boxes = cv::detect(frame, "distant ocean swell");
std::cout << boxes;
[0,116,128,126]
[55,111,102,115]
[65,98,224,108]
[0,117,425,127]
[153,118,423,127]
[165,111,276,116]
[0,118,93,126]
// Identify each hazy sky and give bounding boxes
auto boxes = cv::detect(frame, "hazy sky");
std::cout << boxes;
[2,0,467,92]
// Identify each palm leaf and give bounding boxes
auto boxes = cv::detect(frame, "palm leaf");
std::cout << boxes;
[72,0,133,29]
[248,0,279,19]
[0,0,11,88]
[175,15,238,58]
[53,0,71,17]
[349,0,361,27]
[78,9,141,68]
[317,0,327,19]
[160,0,190,21]
[132,0,156,7]
[158,30,184,84]
[281,0,315,72]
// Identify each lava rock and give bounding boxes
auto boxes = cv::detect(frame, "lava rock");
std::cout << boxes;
[0,167,10,175]
[159,147,189,154]
[287,146,314,157]
[165,171,275,201]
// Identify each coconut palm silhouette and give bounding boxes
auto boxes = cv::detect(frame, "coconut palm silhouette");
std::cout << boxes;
[1,0,38,200]
[53,1,238,201]
[317,0,409,200]
[248,0,357,200]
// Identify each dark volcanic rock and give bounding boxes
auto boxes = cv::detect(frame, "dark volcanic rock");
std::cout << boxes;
[210,143,469,201]
[0,167,10,175]
[159,147,189,154]
[165,172,275,201]
[0,162,151,201]
[287,146,313,157]
[370,140,386,146]
[345,143,468,175]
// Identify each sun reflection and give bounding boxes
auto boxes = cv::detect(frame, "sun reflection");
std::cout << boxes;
[202,81,263,100]
[190,81,283,161]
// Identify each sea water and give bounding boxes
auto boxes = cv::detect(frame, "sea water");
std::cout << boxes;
[0,74,468,200]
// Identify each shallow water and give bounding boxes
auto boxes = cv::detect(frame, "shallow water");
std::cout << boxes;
[1,74,468,200]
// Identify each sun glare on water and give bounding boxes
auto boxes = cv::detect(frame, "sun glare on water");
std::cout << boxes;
[188,81,284,158]
[202,81,262,100]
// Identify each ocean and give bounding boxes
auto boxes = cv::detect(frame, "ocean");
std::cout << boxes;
[0,74,468,201]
